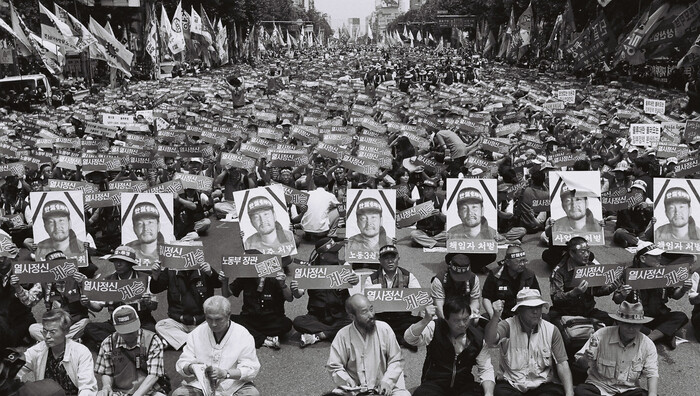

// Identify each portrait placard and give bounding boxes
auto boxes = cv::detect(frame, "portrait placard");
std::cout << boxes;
[30,191,88,266]
[121,193,175,269]
[653,178,700,253]
[549,171,604,246]
[292,264,354,289]
[233,185,297,256]
[345,189,396,263]
[446,178,497,253]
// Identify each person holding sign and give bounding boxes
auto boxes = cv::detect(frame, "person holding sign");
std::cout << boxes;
[404,297,496,396]
[447,187,497,240]
[243,196,296,255]
[326,294,410,396]
[552,184,603,234]
[482,246,540,320]
[35,200,87,262]
[364,245,422,351]
[573,301,659,396]
[126,202,167,267]
[431,254,481,321]
[612,243,691,349]
[347,197,391,255]
[150,256,222,351]
[612,180,653,248]
[654,187,700,241]
[485,290,574,396]
[0,253,35,350]
[292,238,360,348]
[549,238,616,328]
[95,305,167,396]
[17,309,98,396]
[174,296,261,396]
[410,179,447,249]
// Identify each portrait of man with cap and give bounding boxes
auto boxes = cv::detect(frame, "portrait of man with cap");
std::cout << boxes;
[573,301,659,396]
[126,201,167,267]
[552,182,603,234]
[34,198,86,262]
[243,194,296,256]
[654,185,700,241]
[447,187,497,241]
[95,305,166,396]
[347,196,391,256]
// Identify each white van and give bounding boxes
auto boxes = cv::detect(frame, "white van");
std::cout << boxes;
[0,74,52,104]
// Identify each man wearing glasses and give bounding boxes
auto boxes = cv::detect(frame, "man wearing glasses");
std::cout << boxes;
[549,237,617,327]
[482,246,540,320]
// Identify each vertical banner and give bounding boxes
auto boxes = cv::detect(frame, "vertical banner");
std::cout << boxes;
[121,193,175,270]
[30,191,89,266]
[232,185,297,256]
[345,189,396,263]
[653,178,700,253]
[549,171,605,246]
[445,178,498,253]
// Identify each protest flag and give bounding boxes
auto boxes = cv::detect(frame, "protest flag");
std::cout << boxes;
[7,1,33,56]
[484,28,496,56]
[145,4,159,62]
[54,3,97,52]
[615,2,670,65]
[168,1,186,54]
[88,16,134,77]
[10,2,61,74]
[38,2,79,51]
[677,32,700,68]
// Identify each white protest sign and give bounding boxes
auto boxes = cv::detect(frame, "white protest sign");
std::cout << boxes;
[643,99,665,115]
[557,89,576,104]
[629,124,661,147]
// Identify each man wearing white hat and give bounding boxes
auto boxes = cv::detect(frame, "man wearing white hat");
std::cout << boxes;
[95,305,166,396]
[573,301,658,396]
[485,289,574,396]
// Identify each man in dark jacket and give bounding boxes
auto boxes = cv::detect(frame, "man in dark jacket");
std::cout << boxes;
[482,246,540,320]
[404,296,495,396]
[612,179,654,247]
[149,257,221,350]
[410,179,447,248]
[0,253,34,350]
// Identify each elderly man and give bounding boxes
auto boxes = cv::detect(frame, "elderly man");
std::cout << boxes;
[35,200,86,261]
[654,186,700,241]
[243,195,296,256]
[574,302,658,396]
[447,187,497,240]
[365,245,422,349]
[174,296,260,396]
[95,305,166,396]
[404,297,496,396]
[485,289,574,396]
[482,246,540,320]
[347,197,390,253]
[18,309,98,396]
[126,202,166,267]
[431,253,481,320]
[552,184,602,233]
[326,294,409,395]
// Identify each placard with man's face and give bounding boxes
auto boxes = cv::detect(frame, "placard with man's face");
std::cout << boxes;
[549,171,604,246]
[345,189,396,263]
[233,185,297,256]
[445,178,497,253]
[121,193,175,270]
[653,178,700,253]
[30,190,88,266]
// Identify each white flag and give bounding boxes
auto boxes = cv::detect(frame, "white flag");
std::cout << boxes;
[190,6,202,35]
[54,3,97,52]
[168,1,185,54]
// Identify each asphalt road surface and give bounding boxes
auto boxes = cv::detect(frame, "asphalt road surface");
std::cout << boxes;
[27,219,700,395]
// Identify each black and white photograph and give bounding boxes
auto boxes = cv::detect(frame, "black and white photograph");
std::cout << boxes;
[654,178,700,253]
[121,192,175,268]
[345,188,396,263]
[550,171,604,246]
[446,178,497,253]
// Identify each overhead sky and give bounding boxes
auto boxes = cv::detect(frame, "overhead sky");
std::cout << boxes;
[314,0,376,31]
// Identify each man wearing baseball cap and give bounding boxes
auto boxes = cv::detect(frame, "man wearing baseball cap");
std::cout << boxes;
[365,245,422,350]
[612,179,653,248]
[243,195,296,255]
[654,186,700,241]
[35,199,86,262]
[431,254,481,320]
[126,202,166,268]
[486,289,574,396]
[410,179,447,248]
[447,187,497,240]
[347,197,390,255]
[95,305,166,396]
[574,301,658,396]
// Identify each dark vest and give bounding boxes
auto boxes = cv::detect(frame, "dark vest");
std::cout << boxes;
[369,267,411,288]
[422,319,484,389]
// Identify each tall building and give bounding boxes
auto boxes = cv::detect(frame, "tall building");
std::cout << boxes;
[375,7,400,35]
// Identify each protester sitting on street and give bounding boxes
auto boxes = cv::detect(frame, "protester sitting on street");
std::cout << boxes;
[431,253,481,320]
[612,243,691,349]
[404,297,496,396]
[95,305,166,396]
[364,245,422,350]
[0,248,35,350]
[150,258,222,350]
[326,294,410,395]
[299,174,340,239]
[81,246,158,351]
[409,179,447,248]
[174,296,261,396]
[18,309,98,396]
[292,238,360,347]
[549,237,617,327]
[220,251,294,350]
[573,301,658,396]
[612,180,653,248]
[485,290,574,396]
[482,246,540,320]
